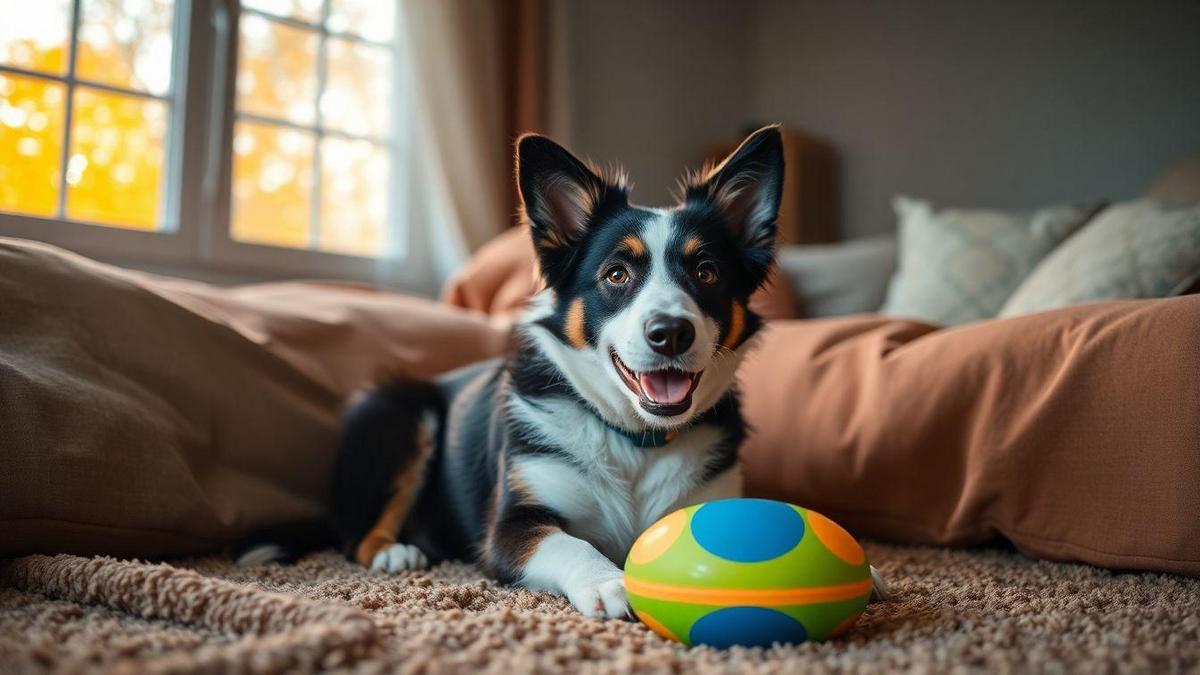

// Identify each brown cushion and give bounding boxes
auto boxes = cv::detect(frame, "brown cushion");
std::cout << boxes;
[739,297,1200,576]
[441,225,801,321]
[0,238,510,558]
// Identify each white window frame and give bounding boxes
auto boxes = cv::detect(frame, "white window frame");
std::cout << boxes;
[0,0,429,291]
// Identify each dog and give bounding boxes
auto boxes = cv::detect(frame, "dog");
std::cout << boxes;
[236,126,886,617]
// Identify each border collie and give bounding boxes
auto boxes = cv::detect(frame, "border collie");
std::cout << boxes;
[237,126,884,617]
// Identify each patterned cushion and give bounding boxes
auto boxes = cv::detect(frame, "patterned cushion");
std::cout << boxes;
[1000,200,1200,317]
[881,197,1095,325]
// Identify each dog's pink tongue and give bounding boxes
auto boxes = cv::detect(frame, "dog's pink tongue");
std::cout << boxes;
[639,371,692,404]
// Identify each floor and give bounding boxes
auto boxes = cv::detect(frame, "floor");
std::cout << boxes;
[1,542,1198,674]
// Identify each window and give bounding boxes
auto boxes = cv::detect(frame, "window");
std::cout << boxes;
[231,0,396,258]
[0,0,180,230]
[0,0,418,286]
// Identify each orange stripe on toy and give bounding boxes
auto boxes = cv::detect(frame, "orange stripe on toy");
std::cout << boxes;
[634,610,678,641]
[624,577,872,607]
[628,510,688,565]
[807,510,866,566]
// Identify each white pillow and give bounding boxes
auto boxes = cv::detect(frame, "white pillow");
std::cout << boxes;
[1000,200,1200,317]
[881,196,1095,325]
[776,235,897,317]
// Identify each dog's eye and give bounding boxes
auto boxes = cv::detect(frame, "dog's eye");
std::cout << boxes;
[694,262,719,285]
[605,265,630,285]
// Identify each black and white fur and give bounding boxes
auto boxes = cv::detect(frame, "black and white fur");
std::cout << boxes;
[237,127,886,617]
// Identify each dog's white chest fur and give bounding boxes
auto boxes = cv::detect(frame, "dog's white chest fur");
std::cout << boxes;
[510,395,740,562]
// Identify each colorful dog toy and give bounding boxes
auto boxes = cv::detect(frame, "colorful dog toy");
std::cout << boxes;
[624,498,871,648]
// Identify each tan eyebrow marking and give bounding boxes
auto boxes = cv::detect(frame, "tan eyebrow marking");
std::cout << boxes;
[722,300,745,349]
[565,297,588,349]
[682,237,702,256]
[618,234,646,257]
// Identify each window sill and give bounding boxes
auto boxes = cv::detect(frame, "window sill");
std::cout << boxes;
[0,212,438,297]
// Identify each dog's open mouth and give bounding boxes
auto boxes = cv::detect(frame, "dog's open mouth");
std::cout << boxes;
[610,351,702,417]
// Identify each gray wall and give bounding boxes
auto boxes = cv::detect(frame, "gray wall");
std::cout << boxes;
[555,0,752,207]
[560,0,1200,238]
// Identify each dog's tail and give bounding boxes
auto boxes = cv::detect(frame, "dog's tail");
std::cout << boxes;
[331,378,445,566]
[232,518,339,566]
[234,377,446,568]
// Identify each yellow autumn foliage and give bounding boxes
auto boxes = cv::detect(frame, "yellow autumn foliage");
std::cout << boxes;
[1,3,389,256]
[1,40,164,230]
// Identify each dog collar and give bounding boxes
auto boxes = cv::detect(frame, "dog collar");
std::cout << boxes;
[606,422,677,448]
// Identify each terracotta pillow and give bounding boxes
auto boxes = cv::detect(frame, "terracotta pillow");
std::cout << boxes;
[739,297,1200,577]
[441,225,800,321]
[0,238,510,558]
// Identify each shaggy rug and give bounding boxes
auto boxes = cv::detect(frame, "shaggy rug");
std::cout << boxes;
[1,542,1197,674]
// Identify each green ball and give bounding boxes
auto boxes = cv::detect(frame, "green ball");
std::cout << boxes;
[624,498,870,648]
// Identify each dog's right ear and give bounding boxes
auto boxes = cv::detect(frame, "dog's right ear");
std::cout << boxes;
[516,134,625,286]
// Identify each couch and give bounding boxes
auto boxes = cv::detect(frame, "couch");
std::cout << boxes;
[3,156,1200,577]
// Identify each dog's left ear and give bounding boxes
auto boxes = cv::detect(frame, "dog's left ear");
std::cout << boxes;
[685,125,784,288]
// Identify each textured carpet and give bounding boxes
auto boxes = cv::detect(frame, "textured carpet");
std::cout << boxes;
[1,543,1198,674]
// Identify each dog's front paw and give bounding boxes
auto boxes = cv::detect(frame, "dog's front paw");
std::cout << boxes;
[563,573,630,619]
[369,543,429,574]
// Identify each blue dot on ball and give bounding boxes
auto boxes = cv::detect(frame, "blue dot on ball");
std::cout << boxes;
[691,498,804,563]
[689,606,808,649]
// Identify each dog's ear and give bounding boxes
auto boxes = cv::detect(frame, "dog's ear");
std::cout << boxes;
[517,134,625,287]
[684,125,784,288]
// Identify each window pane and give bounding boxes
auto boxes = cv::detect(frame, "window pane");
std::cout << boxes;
[0,74,66,217]
[236,14,318,126]
[76,0,176,96]
[327,0,394,43]
[322,39,390,138]
[65,87,167,229]
[319,137,386,256]
[242,0,323,24]
[0,0,71,75]
[231,120,314,248]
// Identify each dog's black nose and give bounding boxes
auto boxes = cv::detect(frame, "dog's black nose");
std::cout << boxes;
[644,316,695,357]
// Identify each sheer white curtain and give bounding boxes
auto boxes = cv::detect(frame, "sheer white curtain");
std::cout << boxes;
[398,0,546,288]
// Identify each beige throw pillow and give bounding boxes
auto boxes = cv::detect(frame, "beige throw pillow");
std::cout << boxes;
[881,196,1095,325]
[1000,200,1200,317]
